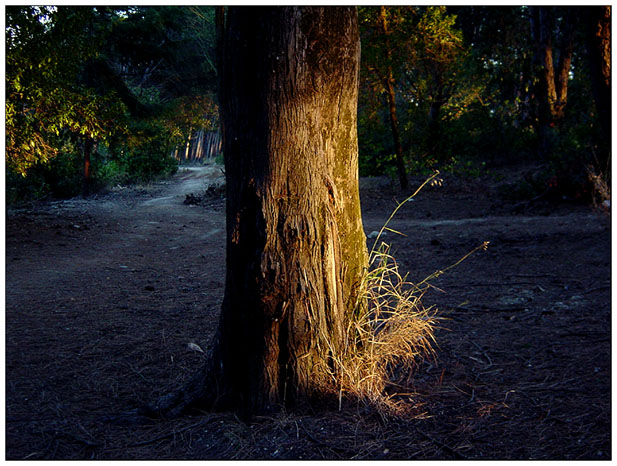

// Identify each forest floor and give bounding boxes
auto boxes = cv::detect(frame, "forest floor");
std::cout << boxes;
[5,161,611,460]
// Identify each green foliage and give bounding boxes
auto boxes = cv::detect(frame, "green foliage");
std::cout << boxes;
[214,152,225,166]
[8,141,87,201]
[116,119,179,182]
[94,158,129,187]
[357,100,396,176]
[359,6,485,176]
[6,169,49,206]
[6,6,217,203]
[43,145,87,198]
[6,7,129,176]
[7,6,607,206]
[400,7,477,165]
[357,4,604,201]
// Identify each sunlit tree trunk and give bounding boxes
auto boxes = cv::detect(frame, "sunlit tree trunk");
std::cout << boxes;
[153,6,368,418]
[529,6,575,157]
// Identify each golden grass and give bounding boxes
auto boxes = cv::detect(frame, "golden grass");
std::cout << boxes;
[338,240,439,411]
[322,171,489,414]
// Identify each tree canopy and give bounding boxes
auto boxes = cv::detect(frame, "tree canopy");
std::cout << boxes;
[358,6,610,202]
[6,6,611,204]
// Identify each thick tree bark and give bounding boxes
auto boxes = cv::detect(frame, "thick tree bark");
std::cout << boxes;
[153,6,368,418]
[379,6,408,190]
[215,7,225,74]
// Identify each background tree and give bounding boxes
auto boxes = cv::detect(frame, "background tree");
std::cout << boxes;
[523,6,612,201]
[403,6,469,163]
[359,6,480,176]
[451,6,537,164]
[359,6,409,189]
[583,6,611,179]
[152,6,368,417]
[357,5,609,204]
[529,6,576,159]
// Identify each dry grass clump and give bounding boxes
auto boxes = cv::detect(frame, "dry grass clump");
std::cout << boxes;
[586,163,610,211]
[324,171,488,414]
[338,240,439,411]
[322,173,441,413]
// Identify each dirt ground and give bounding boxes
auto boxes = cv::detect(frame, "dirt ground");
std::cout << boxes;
[5,162,611,460]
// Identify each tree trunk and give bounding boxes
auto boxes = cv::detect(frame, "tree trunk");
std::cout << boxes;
[427,99,443,160]
[529,7,575,158]
[153,6,368,418]
[384,76,408,190]
[82,137,93,197]
[215,6,225,151]
[585,6,611,173]
[379,6,408,190]
[553,9,575,123]
[530,6,555,159]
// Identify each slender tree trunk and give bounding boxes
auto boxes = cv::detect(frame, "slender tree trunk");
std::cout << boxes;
[379,6,408,190]
[427,99,444,160]
[215,7,225,76]
[152,6,367,418]
[183,129,192,161]
[82,137,93,197]
[384,76,408,190]
[215,6,226,149]
[553,9,575,123]
[530,6,555,158]
[585,6,611,174]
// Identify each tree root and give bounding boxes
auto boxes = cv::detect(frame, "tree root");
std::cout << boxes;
[141,365,216,419]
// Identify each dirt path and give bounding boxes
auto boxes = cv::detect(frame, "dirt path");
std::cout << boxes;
[5,165,611,459]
